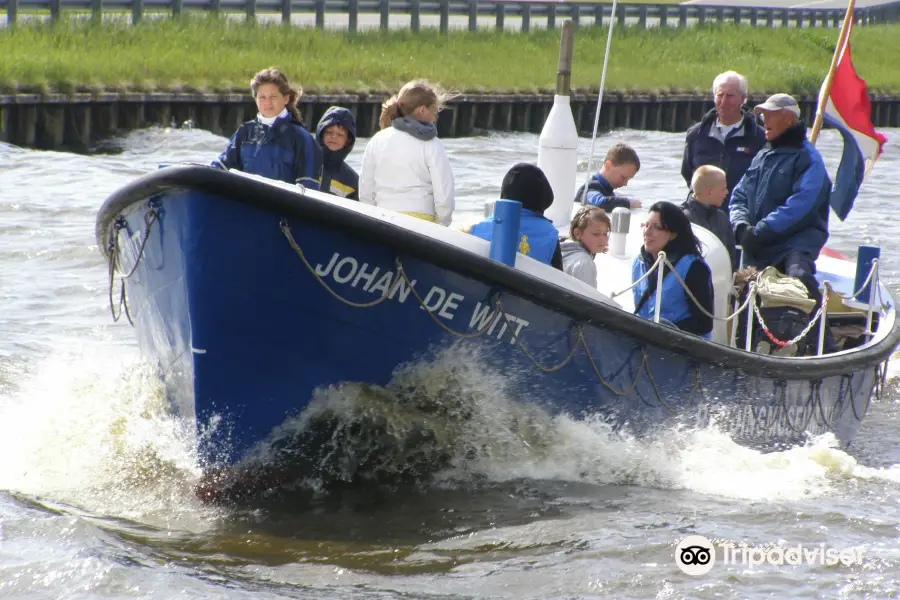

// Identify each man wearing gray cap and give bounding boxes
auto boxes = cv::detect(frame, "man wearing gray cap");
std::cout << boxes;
[729,93,831,321]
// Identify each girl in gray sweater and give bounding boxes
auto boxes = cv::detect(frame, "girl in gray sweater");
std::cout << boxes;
[560,206,611,288]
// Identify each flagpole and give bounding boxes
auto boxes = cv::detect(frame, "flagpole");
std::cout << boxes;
[809,0,857,145]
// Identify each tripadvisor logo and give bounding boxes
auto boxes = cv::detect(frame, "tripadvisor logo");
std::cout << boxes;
[676,535,716,575]
[675,535,865,575]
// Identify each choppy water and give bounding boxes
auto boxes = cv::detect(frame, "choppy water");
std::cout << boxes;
[1,126,900,599]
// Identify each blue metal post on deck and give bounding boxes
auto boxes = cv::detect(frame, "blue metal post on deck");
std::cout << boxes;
[489,200,522,267]
[854,245,881,304]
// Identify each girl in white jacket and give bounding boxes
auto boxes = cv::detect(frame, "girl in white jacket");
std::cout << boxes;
[560,206,611,288]
[359,80,455,226]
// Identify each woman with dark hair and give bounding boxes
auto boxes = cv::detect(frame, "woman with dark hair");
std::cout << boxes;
[632,201,714,337]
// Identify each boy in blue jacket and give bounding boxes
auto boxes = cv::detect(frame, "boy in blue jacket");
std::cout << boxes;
[573,142,643,212]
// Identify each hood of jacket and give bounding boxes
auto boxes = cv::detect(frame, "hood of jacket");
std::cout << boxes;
[560,239,592,261]
[500,163,554,214]
[316,106,357,168]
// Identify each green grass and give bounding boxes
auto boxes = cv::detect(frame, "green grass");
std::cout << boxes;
[1,16,898,95]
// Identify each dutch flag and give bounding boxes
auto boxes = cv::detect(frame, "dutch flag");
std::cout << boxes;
[818,26,887,221]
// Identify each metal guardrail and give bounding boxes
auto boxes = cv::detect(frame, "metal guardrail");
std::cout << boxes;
[1,0,899,31]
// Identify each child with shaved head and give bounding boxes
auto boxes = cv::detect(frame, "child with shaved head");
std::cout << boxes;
[681,165,737,270]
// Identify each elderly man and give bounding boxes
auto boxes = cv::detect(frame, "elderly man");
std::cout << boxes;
[730,93,830,305]
[681,71,766,210]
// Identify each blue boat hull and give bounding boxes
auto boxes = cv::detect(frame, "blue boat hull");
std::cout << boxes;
[97,167,898,480]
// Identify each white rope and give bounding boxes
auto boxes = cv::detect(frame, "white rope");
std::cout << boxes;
[654,255,752,323]
[610,251,662,299]
[849,259,879,299]
[578,0,619,206]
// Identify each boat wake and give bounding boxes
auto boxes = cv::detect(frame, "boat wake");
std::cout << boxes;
[196,342,900,504]
[2,342,899,521]
[0,345,220,530]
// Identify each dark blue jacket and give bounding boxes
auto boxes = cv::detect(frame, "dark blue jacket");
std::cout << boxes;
[316,106,359,200]
[681,194,738,270]
[216,113,323,190]
[573,174,631,212]
[681,109,767,210]
[729,123,831,268]
[468,208,562,268]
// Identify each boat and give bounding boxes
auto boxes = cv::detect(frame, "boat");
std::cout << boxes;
[96,7,895,500]
[95,162,899,499]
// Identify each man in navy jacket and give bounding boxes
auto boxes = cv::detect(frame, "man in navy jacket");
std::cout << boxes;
[681,71,766,211]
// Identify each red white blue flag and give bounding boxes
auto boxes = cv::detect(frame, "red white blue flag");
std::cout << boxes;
[818,30,887,221]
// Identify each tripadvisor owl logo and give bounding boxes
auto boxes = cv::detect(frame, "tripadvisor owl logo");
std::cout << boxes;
[675,535,864,574]
[675,535,715,575]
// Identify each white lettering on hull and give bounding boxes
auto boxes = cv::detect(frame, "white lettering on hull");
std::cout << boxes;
[313,251,530,340]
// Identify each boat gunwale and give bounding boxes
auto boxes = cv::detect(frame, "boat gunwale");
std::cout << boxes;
[95,165,900,381]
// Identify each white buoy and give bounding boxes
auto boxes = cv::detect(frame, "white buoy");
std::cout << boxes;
[539,21,579,228]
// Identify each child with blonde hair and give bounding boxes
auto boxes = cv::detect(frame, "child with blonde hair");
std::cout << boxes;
[359,80,455,225]
[560,206,611,287]
[215,67,322,189]
[682,164,737,269]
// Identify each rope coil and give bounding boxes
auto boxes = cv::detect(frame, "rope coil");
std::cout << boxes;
[107,207,159,325]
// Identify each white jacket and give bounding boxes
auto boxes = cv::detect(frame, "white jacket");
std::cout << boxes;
[359,127,455,225]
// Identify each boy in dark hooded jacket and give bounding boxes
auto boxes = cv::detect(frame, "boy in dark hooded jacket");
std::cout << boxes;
[463,163,563,270]
[316,106,359,200]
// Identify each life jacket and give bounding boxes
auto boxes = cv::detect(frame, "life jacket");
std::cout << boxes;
[632,253,711,339]
[468,208,559,265]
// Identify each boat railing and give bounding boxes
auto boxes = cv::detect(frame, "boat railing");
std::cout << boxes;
[610,251,883,355]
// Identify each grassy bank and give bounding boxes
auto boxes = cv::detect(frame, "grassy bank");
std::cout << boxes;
[2,17,898,95]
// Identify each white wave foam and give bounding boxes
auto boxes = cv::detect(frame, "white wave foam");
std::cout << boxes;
[0,345,218,529]
[254,342,895,503]
[885,350,900,382]
[450,414,858,502]
[2,340,895,517]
